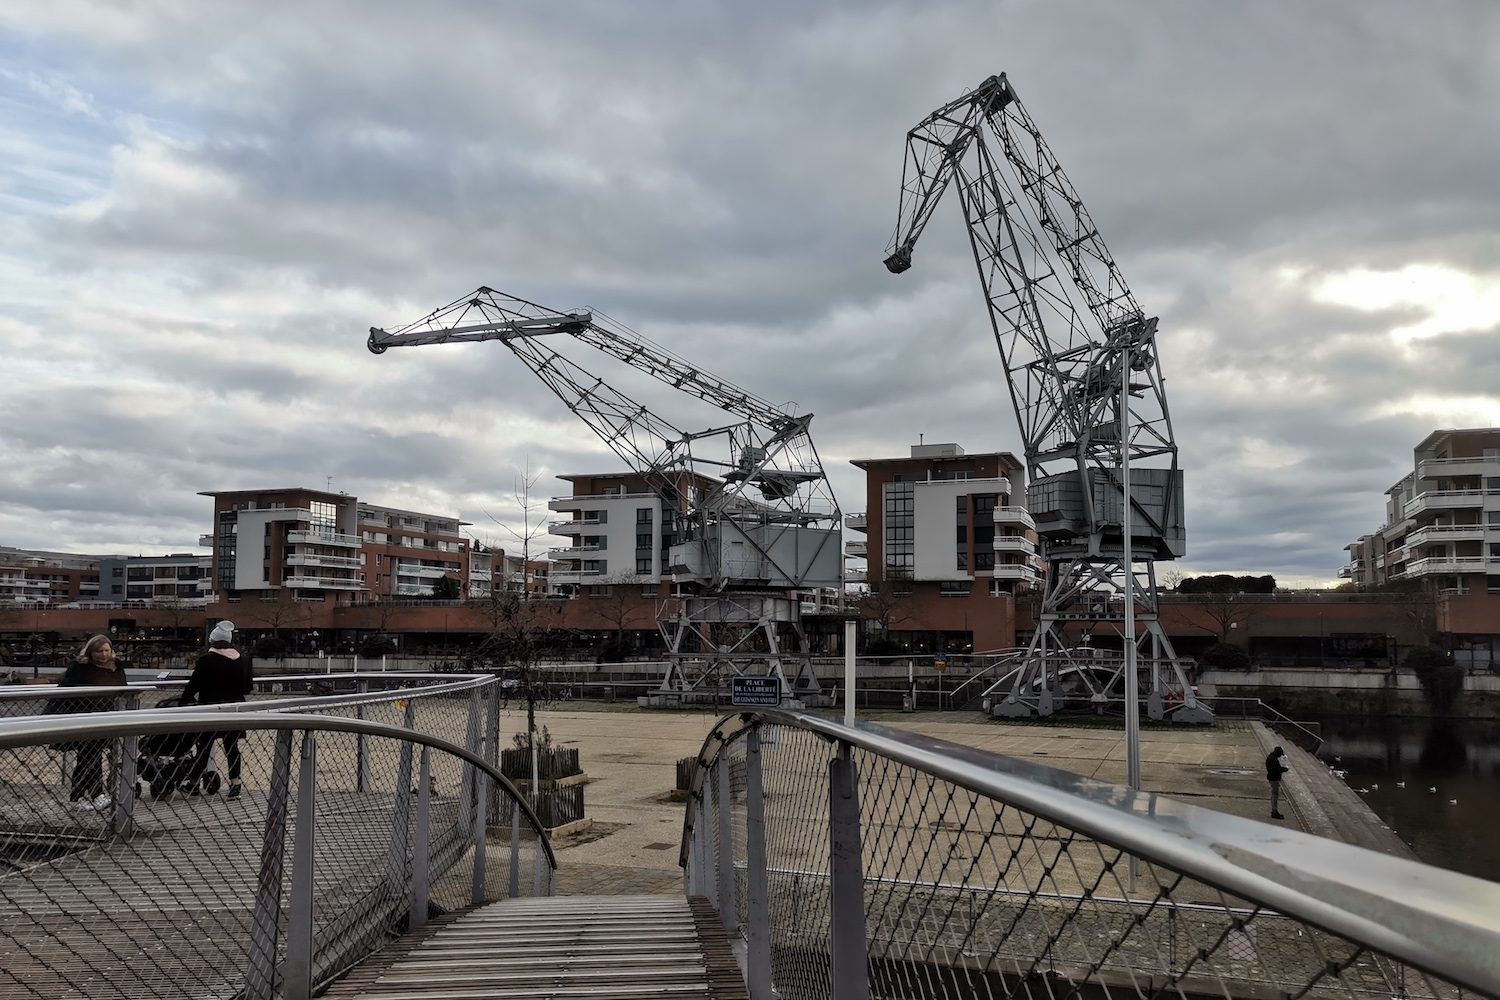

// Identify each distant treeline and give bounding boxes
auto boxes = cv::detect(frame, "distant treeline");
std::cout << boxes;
[1176,574,1276,594]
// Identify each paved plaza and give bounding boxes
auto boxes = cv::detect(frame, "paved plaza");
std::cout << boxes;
[517,706,1408,895]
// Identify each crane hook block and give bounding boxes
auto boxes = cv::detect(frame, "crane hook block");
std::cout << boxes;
[367,328,389,354]
[884,247,913,274]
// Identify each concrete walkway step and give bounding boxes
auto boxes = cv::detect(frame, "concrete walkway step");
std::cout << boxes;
[324,894,747,1000]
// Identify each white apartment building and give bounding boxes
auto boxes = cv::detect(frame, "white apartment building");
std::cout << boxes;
[98,553,213,605]
[547,473,666,595]
[1344,428,1500,595]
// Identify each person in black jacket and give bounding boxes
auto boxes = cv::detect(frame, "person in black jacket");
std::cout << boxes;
[45,635,130,810]
[181,620,252,798]
[1265,745,1289,820]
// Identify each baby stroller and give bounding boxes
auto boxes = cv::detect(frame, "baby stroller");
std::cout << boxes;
[136,696,221,800]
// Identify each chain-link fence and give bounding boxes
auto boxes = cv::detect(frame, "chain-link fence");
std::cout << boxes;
[0,710,555,1000]
[682,710,1500,1000]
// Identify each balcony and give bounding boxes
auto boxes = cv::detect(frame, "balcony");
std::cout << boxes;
[286,529,361,548]
[394,564,450,579]
[286,553,362,569]
[991,563,1041,582]
[992,535,1036,555]
[844,513,868,532]
[549,519,602,535]
[282,575,362,590]
[547,544,600,559]
[1403,556,1496,577]
[198,534,214,548]
[992,506,1037,529]
[1417,456,1498,481]
[1338,566,1353,579]
[549,568,607,585]
[844,539,867,559]
[1406,524,1488,548]
[845,568,868,584]
[1405,490,1487,518]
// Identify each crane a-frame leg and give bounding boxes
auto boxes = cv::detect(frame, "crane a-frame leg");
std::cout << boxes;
[642,593,820,708]
[990,557,1212,723]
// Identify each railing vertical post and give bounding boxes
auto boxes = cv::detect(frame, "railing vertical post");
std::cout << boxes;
[745,727,773,1000]
[460,688,480,836]
[246,728,294,1000]
[384,701,415,900]
[113,692,138,837]
[534,821,545,897]
[471,770,489,905]
[355,679,370,793]
[485,680,501,825]
[508,801,521,899]
[717,749,737,934]
[829,740,869,1000]
[410,746,432,930]
[283,731,318,1000]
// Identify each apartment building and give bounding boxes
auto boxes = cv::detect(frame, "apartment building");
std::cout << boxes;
[1344,428,1500,595]
[97,553,211,605]
[201,488,363,602]
[546,473,668,597]
[356,501,470,599]
[0,547,103,604]
[847,443,1041,652]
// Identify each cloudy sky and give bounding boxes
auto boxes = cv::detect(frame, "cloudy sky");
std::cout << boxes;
[2,2,1497,585]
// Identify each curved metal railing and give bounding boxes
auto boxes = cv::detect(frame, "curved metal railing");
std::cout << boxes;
[0,711,556,1000]
[680,709,1500,1000]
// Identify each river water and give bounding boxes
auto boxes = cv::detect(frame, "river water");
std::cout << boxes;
[1307,714,1500,883]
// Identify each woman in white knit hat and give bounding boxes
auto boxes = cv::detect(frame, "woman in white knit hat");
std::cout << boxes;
[181,620,252,798]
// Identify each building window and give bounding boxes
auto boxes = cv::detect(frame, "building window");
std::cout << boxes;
[588,585,613,598]
[939,581,971,597]
[975,551,995,571]
[636,533,652,550]
[956,552,968,570]
[111,567,123,578]
[641,584,658,597]
[637,508,653,523]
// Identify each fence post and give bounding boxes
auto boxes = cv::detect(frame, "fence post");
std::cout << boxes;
[355,679,370,793]
[745,727,773,1000]
[471,769,489,905]
[113,691,139,837]
[410,746,432,930]
[460,688,481,836]
[509,803,521,899]
[283,731,318,1000]
[246,728,294,1000]
[485,680,501,824]
[717,750,737,934]
[385,701,416,901]
[829,740,869,1000]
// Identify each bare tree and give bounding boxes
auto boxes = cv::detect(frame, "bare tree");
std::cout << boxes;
[586,574,646,661]
[242,589,311,657]
[1183,592,1258,643]
[859,572,920,639]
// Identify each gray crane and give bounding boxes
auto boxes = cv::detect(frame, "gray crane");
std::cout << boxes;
[885,74,1209,722]
[369,288,842,704]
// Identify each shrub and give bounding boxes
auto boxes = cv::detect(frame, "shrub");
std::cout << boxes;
[1200,642,1251,671]
[1406,646,1464,714]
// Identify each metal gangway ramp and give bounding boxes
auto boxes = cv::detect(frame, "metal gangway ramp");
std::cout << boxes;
[326,895,747,999]
[5,676,1500,1000]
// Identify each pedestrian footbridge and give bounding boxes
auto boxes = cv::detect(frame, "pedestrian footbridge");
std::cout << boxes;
[1,674,1497,999]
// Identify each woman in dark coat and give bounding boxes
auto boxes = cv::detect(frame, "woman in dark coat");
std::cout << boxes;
[46,634,130,809]
[181,620,252,798]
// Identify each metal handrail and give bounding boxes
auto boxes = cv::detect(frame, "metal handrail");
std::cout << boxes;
[0,711,557,870]
[0,672,493,707]
[680,708,1500,995]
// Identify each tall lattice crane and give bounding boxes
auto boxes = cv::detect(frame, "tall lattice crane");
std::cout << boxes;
[885,74,1210,722]
[368,288,842,703]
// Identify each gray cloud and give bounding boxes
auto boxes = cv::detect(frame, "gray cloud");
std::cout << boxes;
[1,0,1498,584]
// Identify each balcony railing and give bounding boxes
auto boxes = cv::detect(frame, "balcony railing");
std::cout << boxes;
[992,505,1037,527]
[843,540,867,558]
[285,553,362,569]
[1417,456,1498,480]
[1403,555,1497,577]
[1406,489,1488,516]
[282,575,362,590]
[393,564,450,579]
[990,562,1040,581]
[844,512,868,532]
[285,529,361,548]
[548,519,602,534]
[548,568,607,584]
[546,544,600,559]
[992,534,1036,554]
[1406,523,1488,548]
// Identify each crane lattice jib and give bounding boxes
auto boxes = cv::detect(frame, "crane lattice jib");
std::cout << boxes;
[884,73,1180,554]
[367,288,839,534]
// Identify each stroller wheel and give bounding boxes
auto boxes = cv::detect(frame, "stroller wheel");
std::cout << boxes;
[203,773,222,796]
